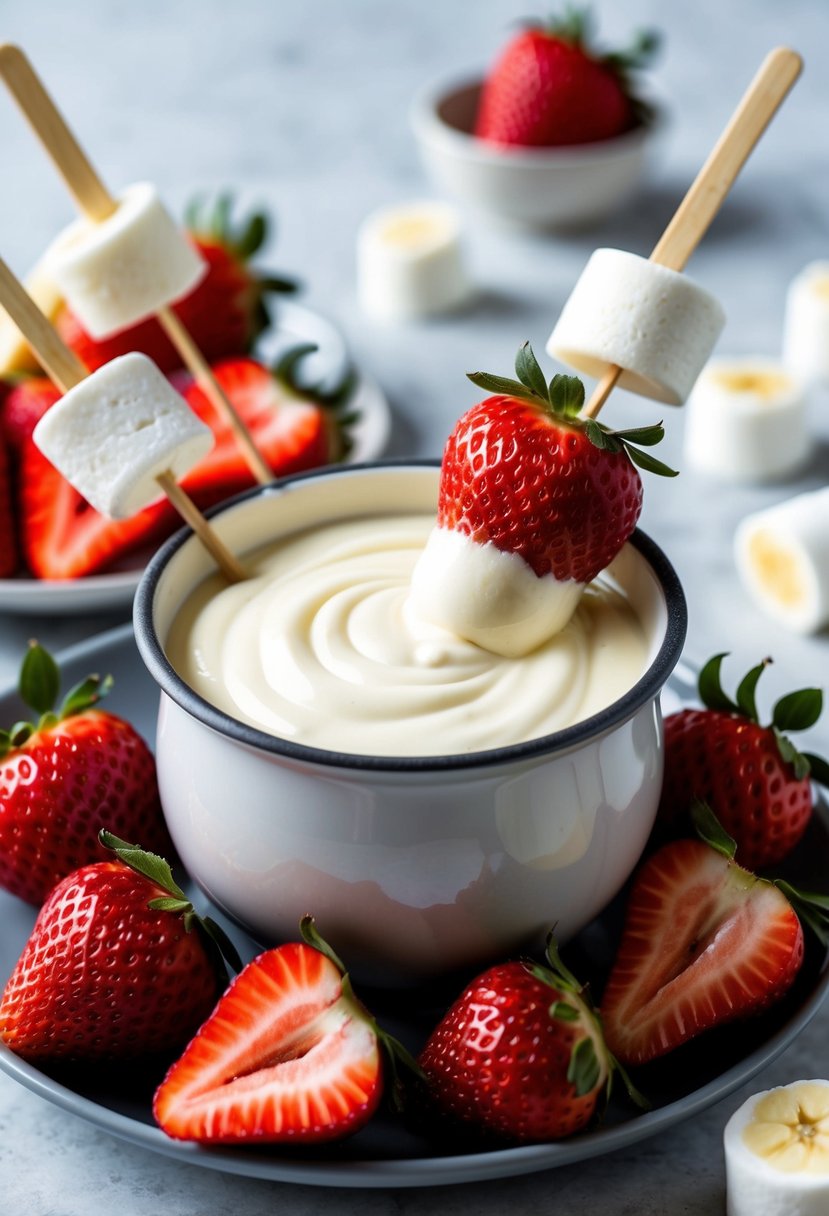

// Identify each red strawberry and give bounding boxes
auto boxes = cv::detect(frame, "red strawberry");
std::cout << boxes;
[18,426,174,580]
[0,425,17,577]
[442,342,675,585]
[154,917,417,1145]
[475,12,658,148]
[0,643,175,905]
[54,194,297,373]
[418,936,642,1142]
[601,807,828,1066]
[659,655,829,869]
[178,348,354,508]
[0,832,241,1061]
[1,375,59,451]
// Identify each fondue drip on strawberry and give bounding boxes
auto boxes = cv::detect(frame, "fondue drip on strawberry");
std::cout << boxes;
[409,342,676,657]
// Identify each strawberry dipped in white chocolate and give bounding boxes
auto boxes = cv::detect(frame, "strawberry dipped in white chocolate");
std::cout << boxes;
[409,342,676,657]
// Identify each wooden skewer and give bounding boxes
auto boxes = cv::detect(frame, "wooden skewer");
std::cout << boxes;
[0,256,247,583]
[0,42,273,487]
[581,46,802,421]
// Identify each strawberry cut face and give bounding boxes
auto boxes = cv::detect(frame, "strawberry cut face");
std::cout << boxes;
[153,943,382,1144]
[601,839,805,1066]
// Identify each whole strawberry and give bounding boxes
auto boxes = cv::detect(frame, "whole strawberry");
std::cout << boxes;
[446,342,675,584]
[602,804,829,1066]
[0,642,174,904]
[659,655,829,869]
[54,194,297,374]
[0,832,241,1061]
[475,12,658,148]
[418,936,642,1142]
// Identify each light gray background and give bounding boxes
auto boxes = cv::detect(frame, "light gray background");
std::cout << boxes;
[0,0,828,1211]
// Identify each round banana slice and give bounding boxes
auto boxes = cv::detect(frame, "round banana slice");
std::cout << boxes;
[783,261,829,386]
[546,248,726,406]
[357,200,469,322]
[44,182,206,338]
[685,356,809,482]
[724,1080,829,1216]
[734,488,829,634]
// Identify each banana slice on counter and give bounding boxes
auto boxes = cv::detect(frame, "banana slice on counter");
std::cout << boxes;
[357,200,470,321]
[0,258,62,375]
[734,487,829,633]
[724,1080,829,1216]
[685,356,809,482]
[783,261,829,386]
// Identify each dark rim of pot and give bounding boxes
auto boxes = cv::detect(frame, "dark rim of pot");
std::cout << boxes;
[133,460,688,774]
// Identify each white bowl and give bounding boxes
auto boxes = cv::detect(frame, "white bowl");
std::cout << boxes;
[410,76,661,230]
[134,463,686,982]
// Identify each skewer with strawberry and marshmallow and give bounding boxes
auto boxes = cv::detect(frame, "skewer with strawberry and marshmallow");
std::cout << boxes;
[411,48,801,657]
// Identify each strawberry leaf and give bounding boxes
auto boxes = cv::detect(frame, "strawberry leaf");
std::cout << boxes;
[774,880,829,948]
[515,342,550,403]
[300,914,349,976]
[773,730,812,781]
[567,1036,601,1097]
[466,370,540,403]
[802,752,829,786]
[691,799,738,860]
[621,442,678,478]
[735,659,770,723]
[772,689,823,732]
[100,831,188,900]
[610,422,666,447]
[550,1000,580,1022]
[697,654,740,714]
[583,419,622,453]
[59,673,113,720]
[19,641,59,717]
[548,374,585,419]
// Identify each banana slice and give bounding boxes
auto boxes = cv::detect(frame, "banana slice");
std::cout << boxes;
[684,356,809,482]
[724,1080,829,1216]
[357,200,470,321]
[0,258,63,375]
[734,487,829,633]
[783,261,829,385]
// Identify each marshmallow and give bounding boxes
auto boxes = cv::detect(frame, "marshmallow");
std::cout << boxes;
[685,356,809,482]
[547,248,726,405]
[408,526,584,657]
[33,353,213,518]
[44,182,206,338]
[724,1081,829,1216]
[783,261,829,385]
[734,487,829,633]
[357,200,469,322]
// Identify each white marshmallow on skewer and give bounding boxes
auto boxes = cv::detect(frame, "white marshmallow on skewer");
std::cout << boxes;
[684,356,809,482]
[724,1080,829,1216]
[783,261,829,386]
[547,248,726,405]
[408,526,584,657]
[33,352,213,518]
[734,487,829,633]
[43,182,206,338]
[357,200,470,322]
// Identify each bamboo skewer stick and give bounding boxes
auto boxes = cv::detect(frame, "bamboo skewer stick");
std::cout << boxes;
[0,42,273,487]
[0,256,247,584]
[581,46,802,421]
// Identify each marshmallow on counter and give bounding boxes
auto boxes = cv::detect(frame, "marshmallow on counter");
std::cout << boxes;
[33,353,213,518]
[357,200,470,322]
[783,261,829,385]
[547,249,726,406]
[734,487,829,633]
[408,526,584,657]
[724,1080,829,1216]
[684,356,809,482]
[43,182,206,339]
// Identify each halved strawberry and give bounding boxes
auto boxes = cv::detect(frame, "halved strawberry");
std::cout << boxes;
[54,194,297,373]
[0,425,17,577]
[154,918,417,1145]
[179,348,354,509]
[18,434,174,579]
[601,808,828,1066]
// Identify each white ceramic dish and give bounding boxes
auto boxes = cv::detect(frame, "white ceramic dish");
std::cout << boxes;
[134,461,687,981]
[410,76,662,229]
[0,303,391,616]
[1,624,827,1188]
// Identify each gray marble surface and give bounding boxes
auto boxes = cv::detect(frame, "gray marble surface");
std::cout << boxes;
[1,0,829,1211]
